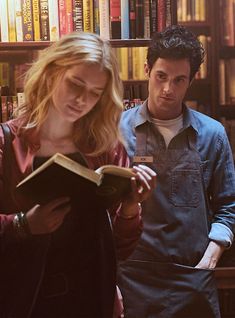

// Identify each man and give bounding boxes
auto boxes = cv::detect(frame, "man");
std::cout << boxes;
[118,25,235,318]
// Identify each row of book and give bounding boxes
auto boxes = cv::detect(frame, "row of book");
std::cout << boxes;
[0,0,172,42]
[0,62,32,95]
[177,0,206,22]
[220,0,235,47]
[220,117,235,160]
[0,87,25,122]
[1,46,149,97]
[219,59,235,105]
[114,47,147,81]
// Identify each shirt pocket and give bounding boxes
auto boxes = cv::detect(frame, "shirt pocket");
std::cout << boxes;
[170,169,201,207]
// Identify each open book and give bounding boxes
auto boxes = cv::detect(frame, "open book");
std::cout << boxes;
[16,153,136,209]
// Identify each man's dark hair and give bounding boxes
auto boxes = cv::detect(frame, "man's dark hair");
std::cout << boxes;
[147,25,205,81]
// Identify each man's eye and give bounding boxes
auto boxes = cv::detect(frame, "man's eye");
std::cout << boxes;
[157,74,166,80]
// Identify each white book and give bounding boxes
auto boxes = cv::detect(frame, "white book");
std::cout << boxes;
[0,0,9,42]
[15,0,23,42]
[48,0,60,41]
[99,0,110,40]
[121,0,129,39]
[17,92,25,107]
[7,0,16,41]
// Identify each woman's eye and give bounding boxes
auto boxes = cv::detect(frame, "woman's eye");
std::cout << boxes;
[91,91,100,98]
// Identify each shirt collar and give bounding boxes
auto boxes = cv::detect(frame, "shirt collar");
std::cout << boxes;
[134,100,199,135]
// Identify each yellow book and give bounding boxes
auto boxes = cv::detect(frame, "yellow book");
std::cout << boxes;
[199,0,206,21]
[115,47,128,81]
[7,0,16,42]
[83,0,93,32]
[32,0,40,41]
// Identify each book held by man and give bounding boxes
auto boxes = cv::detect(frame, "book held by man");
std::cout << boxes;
[16,153,136,209]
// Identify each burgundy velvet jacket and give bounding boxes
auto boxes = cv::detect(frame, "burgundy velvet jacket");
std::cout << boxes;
[0,119,142,317]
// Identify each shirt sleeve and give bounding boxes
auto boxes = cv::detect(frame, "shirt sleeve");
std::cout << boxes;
[107,143,143,261]
[208,126,235,246]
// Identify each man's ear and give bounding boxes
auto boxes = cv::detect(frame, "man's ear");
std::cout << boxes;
[144,62,150,78]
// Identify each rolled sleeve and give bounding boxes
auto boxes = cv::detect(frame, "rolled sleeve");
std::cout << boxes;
[209,222,234,247]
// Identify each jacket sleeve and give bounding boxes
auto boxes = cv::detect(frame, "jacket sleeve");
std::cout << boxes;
[0,126,16,242]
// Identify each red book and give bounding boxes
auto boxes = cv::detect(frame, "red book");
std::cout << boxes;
[157,0,166,32]
[110,0,121,39]
[58,0,67,36]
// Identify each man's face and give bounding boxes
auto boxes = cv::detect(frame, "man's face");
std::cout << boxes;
[145,58,191,120]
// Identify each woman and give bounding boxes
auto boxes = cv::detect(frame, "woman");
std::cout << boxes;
[0,32,156,317]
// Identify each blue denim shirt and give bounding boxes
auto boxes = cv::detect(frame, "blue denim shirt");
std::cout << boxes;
[120,101,235,247]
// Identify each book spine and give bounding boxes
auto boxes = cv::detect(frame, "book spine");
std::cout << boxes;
[135,0,144,38]
[0,0,9,42]
[17,92,26,107]
[99,0,110,39]
[93,0,100,34]
[48,0,60,41]
[150,0,157,36]
[1,96,8,122]
[144,0,150,38]
[219,59,226,105]
[32,0,41,41]
[121,0,129,39]
[58,0,67,36]
[129,0,136,39]
[83,0,93,32]
[73,0,83,32]
[15,0,24,42]
[22,0,34,41]
[7,0,17,42]
[0,62,10,87]
[199,0,206,21]
[65,0,73,34]
[39,0,50,40]
[115,47,129,80]
[157,0,166,31]
[165,0,171,27]
[110,0,121,39]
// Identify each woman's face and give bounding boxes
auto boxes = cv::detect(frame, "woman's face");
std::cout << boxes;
[51,63,108,122]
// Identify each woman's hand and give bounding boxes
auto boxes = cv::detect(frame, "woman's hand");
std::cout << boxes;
[26,197,71,234]
[120,165,157,218]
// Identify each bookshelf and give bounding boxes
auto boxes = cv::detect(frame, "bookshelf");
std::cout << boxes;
[177,0,235,162]
[0,0,177,117]
[177,1,235,317]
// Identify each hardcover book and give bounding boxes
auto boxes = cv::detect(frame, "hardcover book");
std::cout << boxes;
[22,0,34,41]
[16,153,136,209]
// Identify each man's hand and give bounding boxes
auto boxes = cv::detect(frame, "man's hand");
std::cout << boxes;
[195,241,226,269]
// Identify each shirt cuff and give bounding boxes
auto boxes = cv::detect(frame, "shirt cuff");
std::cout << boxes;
[208,223,234,247]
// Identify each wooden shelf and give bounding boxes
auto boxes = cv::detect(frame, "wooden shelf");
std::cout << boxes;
[0,39,151,51]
